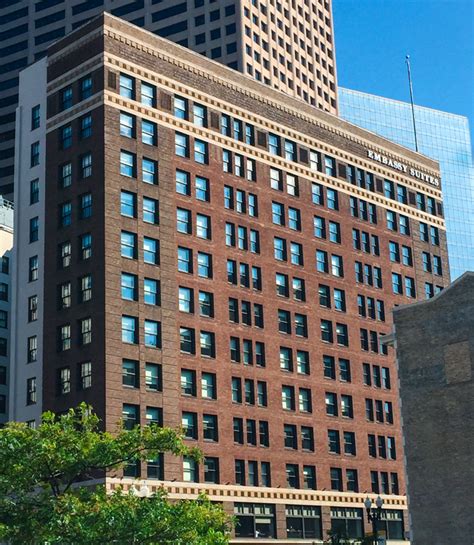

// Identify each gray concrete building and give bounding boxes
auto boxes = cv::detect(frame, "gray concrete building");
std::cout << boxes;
[388,272,474,545]
[0,197,13,426]
[0,0,338,199]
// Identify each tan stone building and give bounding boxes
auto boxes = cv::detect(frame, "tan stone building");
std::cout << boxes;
[387,272,474,545]
[11,14,449,543]
[0,0,337,200]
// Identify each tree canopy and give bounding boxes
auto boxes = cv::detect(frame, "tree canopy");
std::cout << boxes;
[0,404,232,544]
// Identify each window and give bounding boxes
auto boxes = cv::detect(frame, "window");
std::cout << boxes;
[28,295,38,322]
[203,414,218,441]
[177,247,192,273]
[122,359,139,388]
[119,74,135,99]
[79,274,92,303]
[142,120,157,146]
[176,170,190,195]
[28,178,40,206]
[316,250,328,273]
[80,76,93,100]
[60,125,72,149]
[144,320,161,348]
[180,327,195,354]
[27,336,37,363]
[392,273,403,295]
[331,255,343,277]
[200,331,215,357]
[59,241,71,268]
[325,392,338,416]
[61,86,73,110]
[143,237,159,265]
[28,255,38,282]
[146,363,162,391]
[202,372,216,399]
[175,133,189,157]
[299,388,312,412]
[142,158,157,185]
[80,362,92,389]
[194,139,208,164]
[80,153,92,178]
[197,252,212,278]
[182,412,198,439]
[141,82,156,107]
[80,114,92,139]
[282,385,295,410]
[59,163,72,188]
[321,320,333,343]
[193,103,207,127]
[79,193,92,219]
[122,315,138,344]
[58,324,71,351]
[327,189,338,210]
[121,231,137,259]
[330,468,343,491]
[26,378,37,405]
[31,104,40,130]
[58,281,71,309]
[120,112,135,138]
[196,214,211,239]
[144,278,159,306]
[29,217,39,242]
[120,191,136,218]
[121,273,137,301]
[183,457,198,482]
[120,151,136,177]
[286,464,299,488]
[122,404,139,431]
[174,96,188,119]
[80,233,92,260]
[59,202,71,227]
[30,142,40,167]
[204,457,219,483]
[290,242,303,266]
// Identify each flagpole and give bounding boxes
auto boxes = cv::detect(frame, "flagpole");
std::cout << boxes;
[406,55,419,152]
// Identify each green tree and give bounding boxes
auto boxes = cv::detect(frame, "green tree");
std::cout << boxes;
[0,404,232,544]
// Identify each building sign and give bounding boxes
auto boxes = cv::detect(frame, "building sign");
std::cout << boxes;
[367,150,440,187]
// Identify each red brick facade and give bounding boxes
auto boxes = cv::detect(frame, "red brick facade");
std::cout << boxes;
[40,15,449,542]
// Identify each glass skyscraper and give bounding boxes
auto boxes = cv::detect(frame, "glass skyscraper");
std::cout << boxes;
[339,87,474,280]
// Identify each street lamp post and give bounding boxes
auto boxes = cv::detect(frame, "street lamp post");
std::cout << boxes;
[364,496,384,544]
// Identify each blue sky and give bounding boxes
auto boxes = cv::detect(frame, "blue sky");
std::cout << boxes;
[333,0,474,133]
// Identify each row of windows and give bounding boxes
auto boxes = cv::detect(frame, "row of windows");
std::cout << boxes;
[26,362,91,405]
[114,78,440,217]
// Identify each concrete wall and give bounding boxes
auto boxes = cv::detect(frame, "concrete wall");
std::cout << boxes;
[9,58,47,425]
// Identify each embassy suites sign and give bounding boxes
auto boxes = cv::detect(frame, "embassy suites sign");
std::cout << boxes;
[367,150,440,188]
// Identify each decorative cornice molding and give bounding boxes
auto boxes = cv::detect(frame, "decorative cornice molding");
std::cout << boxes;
[46,20,440,185]
[106,478,408,509]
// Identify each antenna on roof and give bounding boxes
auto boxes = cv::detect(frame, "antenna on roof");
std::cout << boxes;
[405,55,419,152]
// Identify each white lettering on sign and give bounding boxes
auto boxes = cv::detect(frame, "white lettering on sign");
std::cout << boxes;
[367,150,440,187]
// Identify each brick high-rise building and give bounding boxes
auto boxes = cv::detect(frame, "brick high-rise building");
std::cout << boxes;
[0,0,337,199]
[11,14,449,542]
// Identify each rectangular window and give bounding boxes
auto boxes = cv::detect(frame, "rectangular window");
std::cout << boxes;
[119,74,135,99]
[80,153,92,178]
[59,163,72,188]
[31,104,40,130]
[142,120,157,146]
[175,133,189,157]
[120,151,136,177]
[141,82,156,107]
[144,320,161,348]
[194,139,208,164]
[143,237,159,265]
